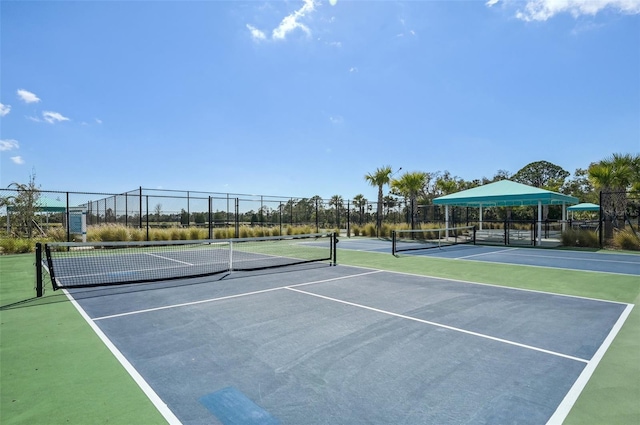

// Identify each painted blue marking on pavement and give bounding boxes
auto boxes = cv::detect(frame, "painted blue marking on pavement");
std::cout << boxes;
[199,387,279,425]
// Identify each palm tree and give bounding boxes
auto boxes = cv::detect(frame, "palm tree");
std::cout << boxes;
[364,166,393,231]
[329,195,344,229]
[391,171,428,229]
[589,153,640,232]
[589,153,638,192]
[352,194,367,225]
[383,195,397,218]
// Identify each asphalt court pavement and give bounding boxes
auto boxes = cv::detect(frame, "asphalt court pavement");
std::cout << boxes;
[70,264,631,425]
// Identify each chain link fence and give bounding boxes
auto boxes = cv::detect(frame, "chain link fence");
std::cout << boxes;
[599,190,640,247]
[2,187,637,248]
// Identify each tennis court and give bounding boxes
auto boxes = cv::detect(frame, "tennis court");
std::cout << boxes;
[337,237,640,276]
[2,233,638,425]
[49,239,630,424]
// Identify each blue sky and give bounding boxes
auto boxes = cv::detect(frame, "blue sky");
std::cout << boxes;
[1,0,639,201]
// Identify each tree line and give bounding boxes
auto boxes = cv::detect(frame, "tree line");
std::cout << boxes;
[362,153,639,225]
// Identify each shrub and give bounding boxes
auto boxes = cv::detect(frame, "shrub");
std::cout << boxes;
[170,228,186,240]
[214,228,233,239]
[46,227,67,242]
[89,225,130,242]
[129,228,146,241]
[612,229,640,251]
[364,223,376,237]
[378,224,390,238]
[189,227,206,240]
[239,226,251,238]
[561,228,599,248]
[149,228,169,241]
[0,237,48,254]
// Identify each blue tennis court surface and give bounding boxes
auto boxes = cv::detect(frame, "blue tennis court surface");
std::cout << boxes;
[66,262,632,425]
[337,237,640,275]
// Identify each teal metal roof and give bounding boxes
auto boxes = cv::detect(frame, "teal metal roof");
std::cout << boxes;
[6,196,67,212]
[567,203,600,212]
[433,180,579,207]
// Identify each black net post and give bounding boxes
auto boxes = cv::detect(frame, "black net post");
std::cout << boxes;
[35,242,43,297]
[391,230,397,255]
[332,232,338,265]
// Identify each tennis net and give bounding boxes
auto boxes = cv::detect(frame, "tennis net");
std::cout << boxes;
[392,226,475,254]
[37,232,336,291]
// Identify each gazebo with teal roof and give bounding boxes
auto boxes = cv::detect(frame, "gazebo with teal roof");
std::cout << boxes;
[433,180,579,245]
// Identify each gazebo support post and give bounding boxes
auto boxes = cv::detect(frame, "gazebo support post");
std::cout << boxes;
[562,202,567,232]
[479,204,483,230]
[445,206,449,238]
[537,200,542,246]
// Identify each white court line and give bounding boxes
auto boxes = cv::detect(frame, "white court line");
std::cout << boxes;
[92,270,382,321]
[286,287,589,363]
[62,289,181,425]
[510,253,640,265]
[341,264,631,306]
[546,303,635,425]
[454,257,640,277]
[144,252,194,266]
[456,247,519,259]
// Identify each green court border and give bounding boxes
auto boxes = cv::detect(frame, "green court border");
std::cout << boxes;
[0,247,638,424]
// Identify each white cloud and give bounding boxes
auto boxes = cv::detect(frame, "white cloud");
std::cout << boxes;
[17,89,41,104]
[512,0,640,21]
[95,118,103,124]
[0,103,11,117]
[0,139,20,151]
[247,24,267,41]
[486,0,500,6]
[11,156,25,165]
[272,0,317,40]
[329,115,343,124]
[349,67,358,73]
[42,111,70,124]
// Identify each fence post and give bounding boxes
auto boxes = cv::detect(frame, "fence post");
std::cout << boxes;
[146,196,149,241]
[208,196,213,239]
[346,200,350,238]
[599,191,603,248]
[235,198,239,238]
[64,192,71,242]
